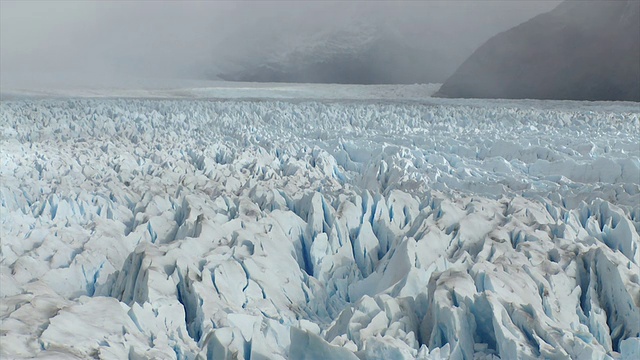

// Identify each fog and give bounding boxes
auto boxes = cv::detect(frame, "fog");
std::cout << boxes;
[1,0,561,89]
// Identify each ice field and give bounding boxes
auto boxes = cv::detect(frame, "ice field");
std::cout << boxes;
[1,84,639,359]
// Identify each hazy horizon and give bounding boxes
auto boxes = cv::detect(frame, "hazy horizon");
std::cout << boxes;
[1,0,561,89]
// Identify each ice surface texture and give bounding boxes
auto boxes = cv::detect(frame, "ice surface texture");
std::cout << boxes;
[1,96,639,359]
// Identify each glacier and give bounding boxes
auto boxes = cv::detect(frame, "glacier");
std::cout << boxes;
[0,88,639,359]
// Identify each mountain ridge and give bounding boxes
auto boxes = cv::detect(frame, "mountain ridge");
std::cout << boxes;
[218,24,455,85]
[436,0,640,102]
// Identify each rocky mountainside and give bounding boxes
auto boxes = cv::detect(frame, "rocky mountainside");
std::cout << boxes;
[436,0,640,101]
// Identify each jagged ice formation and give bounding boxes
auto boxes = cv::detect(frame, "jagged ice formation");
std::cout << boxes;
[1,96,639,359]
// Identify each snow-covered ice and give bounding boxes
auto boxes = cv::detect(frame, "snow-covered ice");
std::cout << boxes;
[1,85,639,359]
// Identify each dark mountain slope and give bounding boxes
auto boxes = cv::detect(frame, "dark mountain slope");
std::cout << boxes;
[217,28,455,85]
[436,0,640,101]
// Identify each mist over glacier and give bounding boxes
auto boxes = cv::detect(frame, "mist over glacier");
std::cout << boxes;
[0,1,560,89]
[1,88,639,359]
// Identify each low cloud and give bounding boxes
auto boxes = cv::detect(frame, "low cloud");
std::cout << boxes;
[0,0,560,88]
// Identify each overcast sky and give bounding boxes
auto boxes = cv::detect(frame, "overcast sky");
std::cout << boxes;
[1,0,561,88]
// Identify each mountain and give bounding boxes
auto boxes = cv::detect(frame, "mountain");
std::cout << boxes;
[218,26,455,85]
[436,0,640,102]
